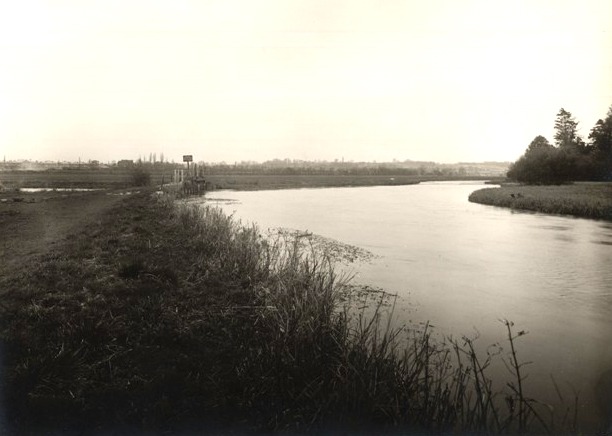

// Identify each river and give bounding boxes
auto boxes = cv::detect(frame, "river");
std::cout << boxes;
[194,181,612,431]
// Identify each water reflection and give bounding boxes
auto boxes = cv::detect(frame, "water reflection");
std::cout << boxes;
[593,240,612,246]
[535,224,571,231]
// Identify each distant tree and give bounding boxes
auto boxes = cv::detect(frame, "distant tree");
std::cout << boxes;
[526,135,553,153]
[508,126,588,183]
[508,146,559,184]
[588,106,612,156]
[554,108,581,149]
[588,105,612,179]
[507,104,612,183]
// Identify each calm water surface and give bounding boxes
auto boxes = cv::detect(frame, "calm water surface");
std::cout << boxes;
[198,181,612,430]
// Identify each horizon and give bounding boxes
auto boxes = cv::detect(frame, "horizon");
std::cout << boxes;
[1,1,611,165]
[1,155,512,166]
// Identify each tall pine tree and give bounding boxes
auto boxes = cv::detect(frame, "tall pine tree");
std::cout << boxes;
[553,108,581,148]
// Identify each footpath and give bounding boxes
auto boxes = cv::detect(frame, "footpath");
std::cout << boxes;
[0,190,134,286]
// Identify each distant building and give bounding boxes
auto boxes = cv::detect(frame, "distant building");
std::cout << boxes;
[117,159,134,168]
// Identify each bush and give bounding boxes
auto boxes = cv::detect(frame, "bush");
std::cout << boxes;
[130,165,151,186]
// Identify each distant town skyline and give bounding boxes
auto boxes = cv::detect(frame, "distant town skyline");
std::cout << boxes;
[1,1,611,165]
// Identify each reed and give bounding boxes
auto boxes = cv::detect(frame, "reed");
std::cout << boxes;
[0,191,578,434]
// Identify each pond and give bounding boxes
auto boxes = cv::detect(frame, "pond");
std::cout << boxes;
[194,181,612,431]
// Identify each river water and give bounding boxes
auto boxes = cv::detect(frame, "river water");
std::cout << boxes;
[195,181,612,431]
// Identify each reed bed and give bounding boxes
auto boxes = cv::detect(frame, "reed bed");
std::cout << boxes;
[0,191,578,434]
[469,183,612,221]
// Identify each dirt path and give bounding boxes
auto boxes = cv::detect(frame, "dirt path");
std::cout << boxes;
[0,190,131,284]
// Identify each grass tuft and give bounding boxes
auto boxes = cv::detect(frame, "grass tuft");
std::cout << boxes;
[118,258,146,279]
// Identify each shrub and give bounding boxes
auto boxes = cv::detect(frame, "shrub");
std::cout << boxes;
[130,165,151,186]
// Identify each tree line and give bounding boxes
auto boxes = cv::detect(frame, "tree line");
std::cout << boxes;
[507,106,612,183]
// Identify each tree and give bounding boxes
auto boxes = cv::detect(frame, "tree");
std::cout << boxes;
[508,106,612,183]
[508,146,561,184]
[588,106,612,156]
[554,108,581,149]
[526,135,552,153]
[588,105,612,179]
[509,131,587,183]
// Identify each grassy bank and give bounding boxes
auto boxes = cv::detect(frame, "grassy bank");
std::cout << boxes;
[0,190,576,434]
[468,182,612,221]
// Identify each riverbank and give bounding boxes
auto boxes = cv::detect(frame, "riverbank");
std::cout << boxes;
[0,189,580,434]
[203,174,502,190]
[468,182,612,221]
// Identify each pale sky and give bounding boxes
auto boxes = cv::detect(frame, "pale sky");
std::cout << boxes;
[1,0,611,164]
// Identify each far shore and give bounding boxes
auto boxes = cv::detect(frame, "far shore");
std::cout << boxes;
[468,182,612,221]
[199,174,502,191]
[0,168,505,192]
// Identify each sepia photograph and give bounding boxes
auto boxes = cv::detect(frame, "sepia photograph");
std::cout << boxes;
[1,1,611,434]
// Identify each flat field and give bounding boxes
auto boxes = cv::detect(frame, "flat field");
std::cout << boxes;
[0,169,166,189]
[1,169,500,191]
[468,182,612,221]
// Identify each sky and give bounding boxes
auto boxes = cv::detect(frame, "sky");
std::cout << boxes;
[1,0,611,164]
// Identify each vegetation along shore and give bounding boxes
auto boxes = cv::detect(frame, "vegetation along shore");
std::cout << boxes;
[469,105,612,221]
[469,183,612,221]
[0,187,583,434]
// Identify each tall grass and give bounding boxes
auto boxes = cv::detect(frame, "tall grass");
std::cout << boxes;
[0,192,578,434]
